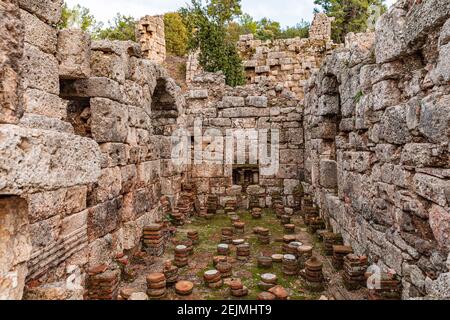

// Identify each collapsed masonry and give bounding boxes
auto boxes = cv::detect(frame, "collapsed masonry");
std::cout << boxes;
[0,0,449,300]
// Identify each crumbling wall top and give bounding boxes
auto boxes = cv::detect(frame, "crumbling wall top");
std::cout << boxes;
[136,15,166,64]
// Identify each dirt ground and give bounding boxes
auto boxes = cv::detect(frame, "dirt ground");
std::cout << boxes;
[119,209,368,300]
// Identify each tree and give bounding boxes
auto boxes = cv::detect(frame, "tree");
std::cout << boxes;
[314,0,386,43]
[279,20,310,39]
[207,0,242,24]
[94,14,136,41]
[255,18,282,41]
[180,0,245,87]
[164,12,189,57]
[58,3,97,31]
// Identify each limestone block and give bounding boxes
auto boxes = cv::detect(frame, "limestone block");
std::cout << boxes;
[430,42,450,85]
[0,0,24,124]
[371,80,401,111]
[0,196,30,300]
[90,48,125,84]
[19,0,63,24]
[320,160,338,189]
[287,128,303,145]
[189,89,208,99]
[0,125,101,195]
[375,5,408,63]
[60,77,122,102]
[128,106,151,129]
[243,60,257,68]
[379,105,412,145]
[19,113,74,133]
[27,186,87,223]
[192,163,223,178]
[93,167,122,203]
[403,0,450,49]
[312,121,336,139]
[99,143,129,168]
[60,210,88,239]
[29,215,61,249]
[222,96,245,108]
[209,118,232,127]
[137,161,160,186]
[21,9,56,55]
[57,29,91,79]
[317,94,339,116]
[121,80,149,108]
[90,98,128,143]
[23,89,67,120]
[87,235,114,268]
[413,173,449,207]
[280,149,303,165]
[23,281,83,300]
[222,107,270,118]
[401,143,447,167]
[22,43,59,95]
[276,165,298,179]
[439,19,450,46]
[419,94,450,144]
[429,204,450,249]
[246,96,268,108]
[256,66,270,74]
[87,197,122,241]
[120,165,137,194]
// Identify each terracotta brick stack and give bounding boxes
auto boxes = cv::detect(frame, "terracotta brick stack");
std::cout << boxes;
[229,278,248,297]
[204,270,223,288]
[303,257,324,292]
[174,245,189,267]
[85,265,120,300]
[323,232,343,256]
[332,245,353,270]
[143,223,165,257]
[206,195,219,214]
[259,273,278,290]
[146,273,166,299]
[343,254,368,290]
[282,254,298,276]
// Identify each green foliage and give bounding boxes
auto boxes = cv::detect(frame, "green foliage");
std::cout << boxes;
[314,0,387,43]
[226,14,310,42]
[279,20,310,39]
[58,3,97,31]
[181,0,245,87]
[207,0,242,24]
[255,18,282,41]
[164,12,189,57]
[94,14,136,41]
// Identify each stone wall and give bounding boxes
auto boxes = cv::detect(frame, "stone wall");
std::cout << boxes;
[0,0,186,300]
[187,14,339,100]
[185,73,304,210]
[303,0,450,299]
[136,15,166,64]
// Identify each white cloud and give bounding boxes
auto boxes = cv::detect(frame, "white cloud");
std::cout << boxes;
[66,0,398,27]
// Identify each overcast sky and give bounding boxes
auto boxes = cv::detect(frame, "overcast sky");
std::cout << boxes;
[65,0,397,28]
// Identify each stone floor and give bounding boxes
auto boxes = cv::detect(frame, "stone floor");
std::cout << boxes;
[119,209,368,300]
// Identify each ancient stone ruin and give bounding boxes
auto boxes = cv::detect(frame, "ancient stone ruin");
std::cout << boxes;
[0,0,449,300]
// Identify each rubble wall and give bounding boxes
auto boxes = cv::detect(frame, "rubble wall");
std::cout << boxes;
[303,0,450,299]
[185,73,304,210]
[187,14,339,99]
[136,15,166,64]
[0,0,186,299]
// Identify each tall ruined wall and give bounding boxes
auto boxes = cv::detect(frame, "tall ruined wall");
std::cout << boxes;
[304,0,450,299]
[185,73,304,210]
[0,0,186,300]
[136,15,166,64]
[187,13,340,98]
